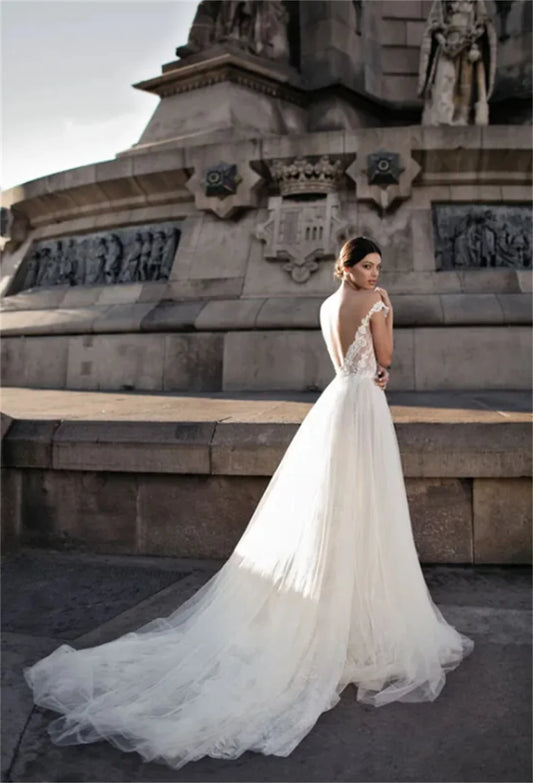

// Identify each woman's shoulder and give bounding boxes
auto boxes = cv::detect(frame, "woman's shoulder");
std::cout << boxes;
[348,290,382,310]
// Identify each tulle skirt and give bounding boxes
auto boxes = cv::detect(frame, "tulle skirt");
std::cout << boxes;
[23,373,474,770]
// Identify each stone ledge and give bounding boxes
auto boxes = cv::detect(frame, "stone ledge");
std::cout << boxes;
[1,412,14,441]
[1,293,531,334]
[3,417,531,479]
[52,421,215,474]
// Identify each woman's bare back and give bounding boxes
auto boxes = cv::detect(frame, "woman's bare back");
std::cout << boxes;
[320,287,382,371]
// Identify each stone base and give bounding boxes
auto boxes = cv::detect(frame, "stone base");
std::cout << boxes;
[1,319,531,392]
[1,388,531,563]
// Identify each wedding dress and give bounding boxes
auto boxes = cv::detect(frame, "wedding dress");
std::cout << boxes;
[24,296,474,771]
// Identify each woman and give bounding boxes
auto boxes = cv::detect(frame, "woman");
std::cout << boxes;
[24,236,474,771]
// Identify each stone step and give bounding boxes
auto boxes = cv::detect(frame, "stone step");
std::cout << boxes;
[1,388,531,564]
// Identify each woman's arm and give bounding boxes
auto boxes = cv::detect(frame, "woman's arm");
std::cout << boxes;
[370,289,394,368]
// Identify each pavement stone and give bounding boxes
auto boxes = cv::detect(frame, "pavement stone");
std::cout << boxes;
[2,549,531,783]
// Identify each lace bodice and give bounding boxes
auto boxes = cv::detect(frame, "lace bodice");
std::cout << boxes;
[337,300,390,378]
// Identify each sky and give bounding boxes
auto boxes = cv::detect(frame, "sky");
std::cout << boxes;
[1,0,198,190]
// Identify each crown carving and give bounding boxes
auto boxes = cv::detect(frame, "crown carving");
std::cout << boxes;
[268,155,344,196]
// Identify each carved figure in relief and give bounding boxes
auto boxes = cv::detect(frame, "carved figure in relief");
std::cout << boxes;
[140,232,154,281]
[148,231,166,280]
[104,235,123,284]
[22,249,40,290]
[177,0,290,62]
[418,0,497,125]
[14,224,179,294]
[120,232,143,283]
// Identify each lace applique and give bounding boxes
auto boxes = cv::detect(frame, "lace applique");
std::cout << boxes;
[337,300,390,378]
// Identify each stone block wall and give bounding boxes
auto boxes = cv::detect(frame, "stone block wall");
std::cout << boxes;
[380,0,429,104]
[2,415,531,563]
[299,0,532,112]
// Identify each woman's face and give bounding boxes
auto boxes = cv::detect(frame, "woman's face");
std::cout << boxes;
[344,251,381,290]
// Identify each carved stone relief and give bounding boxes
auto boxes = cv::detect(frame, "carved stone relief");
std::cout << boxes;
[366,151,404,187]
[185,154,262,219]
[176,0,291,63]
[13,222,181,294]
[346,147,420,213]
[255,154,352,283]
[269,155,344,197]
[433,204,531,269]
[255,193,353,283]
[205,162,242,198]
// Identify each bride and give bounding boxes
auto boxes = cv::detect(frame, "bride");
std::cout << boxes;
[24,236,474,771]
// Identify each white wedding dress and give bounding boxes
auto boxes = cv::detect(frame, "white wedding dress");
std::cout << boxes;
[24,297,474,771]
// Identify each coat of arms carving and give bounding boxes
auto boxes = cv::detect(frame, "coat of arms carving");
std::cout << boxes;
[255,193,351,283]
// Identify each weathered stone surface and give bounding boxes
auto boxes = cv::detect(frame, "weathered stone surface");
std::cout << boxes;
[0,337,25,386]
[0,307,96,336]
[441,294,504,325]
[135,81,306,152]
[473,478,532,564]
[1,412,14,440]
[92,302,156,333]
[53,421,214,474]
[392,295,442,325]
[407,477,473,563]
[406,19,426,47]
[382,1,423,19]
[1,288,68,310]
[382,75,418,102]
[140,300,203,331]
[382,47,420,75]
[59,286,105,307]
[163,333,224,391]
[1,632,60,779]
[398,422,532,478]
[165,277,244,300]
[66,333,166,391]
[223,330,333,391]
[96,284,144,305]
[3,420,58,468]
[457,269,522,294]
[255,297,322,328]
[19,469,138,553]
[195,299,264,330]
[211,422,299,476]
[381,19,407,45]
[414,326,532,390]
[1,469,21,551]
[137,474,268,558]
[496,294,533,323]
[12,335,69,388]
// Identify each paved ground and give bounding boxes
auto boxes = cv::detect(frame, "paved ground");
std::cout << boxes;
[2,548,531,783]
[1,387,531,425]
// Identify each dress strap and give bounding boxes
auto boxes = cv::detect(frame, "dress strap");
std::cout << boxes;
[359,300,390,332]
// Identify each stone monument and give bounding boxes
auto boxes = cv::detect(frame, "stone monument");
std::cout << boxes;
[1,0,531,564]
[1,0,531,393]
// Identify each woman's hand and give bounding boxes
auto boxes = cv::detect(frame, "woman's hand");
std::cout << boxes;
[375,366,390,390]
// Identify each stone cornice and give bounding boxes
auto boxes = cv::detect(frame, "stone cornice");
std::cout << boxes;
[1,127,531,229]
[134,51,307,106]
[1,294,531,332]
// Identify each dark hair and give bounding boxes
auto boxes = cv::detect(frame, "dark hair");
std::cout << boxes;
[334,236,382,280]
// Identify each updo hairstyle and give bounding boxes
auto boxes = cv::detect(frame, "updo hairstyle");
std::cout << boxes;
[333,236,382,280]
